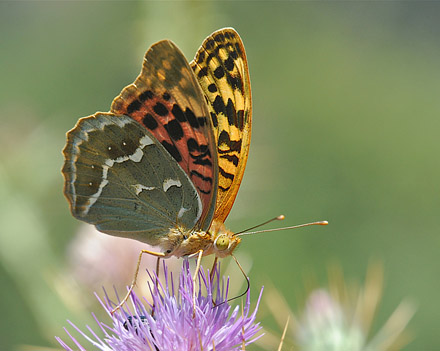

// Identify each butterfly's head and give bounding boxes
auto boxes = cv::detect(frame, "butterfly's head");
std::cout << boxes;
[209,220,241,258]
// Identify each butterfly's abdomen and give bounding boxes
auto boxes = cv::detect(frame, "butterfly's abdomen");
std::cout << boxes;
[171,230,213,258]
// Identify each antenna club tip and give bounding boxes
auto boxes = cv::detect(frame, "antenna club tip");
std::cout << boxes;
[277,215,285,220]
[319,221,329,225]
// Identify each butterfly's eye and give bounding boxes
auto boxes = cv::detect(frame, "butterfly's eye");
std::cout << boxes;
[214,235,230,251]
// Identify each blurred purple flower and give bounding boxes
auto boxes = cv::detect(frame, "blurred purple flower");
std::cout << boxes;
[56,260,263,351]
[264,263,416,351]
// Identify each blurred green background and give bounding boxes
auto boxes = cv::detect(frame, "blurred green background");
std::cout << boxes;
[1,1,439,350]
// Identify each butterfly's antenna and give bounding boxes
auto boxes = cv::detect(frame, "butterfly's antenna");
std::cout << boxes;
[214,254,250,308]
[228,254,250,302]
[236,220,328,236]
[234,215,286,236]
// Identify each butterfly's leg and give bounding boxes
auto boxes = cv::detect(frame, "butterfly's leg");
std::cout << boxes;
[192,249,204,317]
[209,256,219,307]
[111,249,166,315]
[155,256,161,286]
[151,257,161,317]
[210,256,218,282]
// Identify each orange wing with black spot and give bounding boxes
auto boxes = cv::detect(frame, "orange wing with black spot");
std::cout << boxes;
[111,40,218,231]
[191,28,252,223]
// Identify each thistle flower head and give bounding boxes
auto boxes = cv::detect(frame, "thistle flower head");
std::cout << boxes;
[265,263,415,351]
[296,289,366,350]
[57,260,263,351]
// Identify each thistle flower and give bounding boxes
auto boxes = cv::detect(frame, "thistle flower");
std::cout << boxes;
[56,260,263,351]
[264,263,415,351]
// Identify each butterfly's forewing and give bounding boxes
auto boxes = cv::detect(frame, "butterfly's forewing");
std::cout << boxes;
[62,113,203,252]
[111,40,218,231]
[190,28,252,223]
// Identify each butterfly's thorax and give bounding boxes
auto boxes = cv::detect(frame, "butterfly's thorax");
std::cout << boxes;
[169,229,212,258]
[169,220,241,258]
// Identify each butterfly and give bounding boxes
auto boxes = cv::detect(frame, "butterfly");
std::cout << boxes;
[62,28,252,303]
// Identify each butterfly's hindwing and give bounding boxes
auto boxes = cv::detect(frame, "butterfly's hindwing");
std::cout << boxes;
[190,28,252,223]
[111,40,218,230]
[62,113,203,250]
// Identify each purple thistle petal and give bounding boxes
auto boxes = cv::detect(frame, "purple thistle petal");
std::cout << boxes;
[57,259,263,351]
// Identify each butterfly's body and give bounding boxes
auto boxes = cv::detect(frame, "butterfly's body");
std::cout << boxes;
[161,222,240,259]
[62,28,250,263]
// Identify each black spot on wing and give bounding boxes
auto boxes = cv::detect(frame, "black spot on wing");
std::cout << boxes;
[164,119,183,141]
[224,56,235,71]
[161,140,182,162]
[218,130,242,153]
[187,137,212,166]
[191,170,213,183]
[215,44,225,52]
[234,43,242,56]
[153,102,168,116]
[219,184,232,191]
[206,39,215,50]
[219,166,234,180]
[127,100,141,114]
[197,50,205,64]
[213,95,226,116]
[225,43,234,52]
[199,144,208,154]
[206,53,215,65]
[220,154,239,166]
[171,104,186,123]
[139,90,154,101]
[214,33,225,43]
[187,138,199,152]
[237,110,245,130]
[190,170,213,195]
[142,113,158,130]
[227,74,243,92]
[218,130,230,146]
[197,116,207,126]
[225,98,236,127]
[208,84,217,93]
[214,66,225,79]
[197,188,211,195]
[185,108,198,128]
[210,112,218,128]
[193,157,212,166]
[198,66,208,78]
